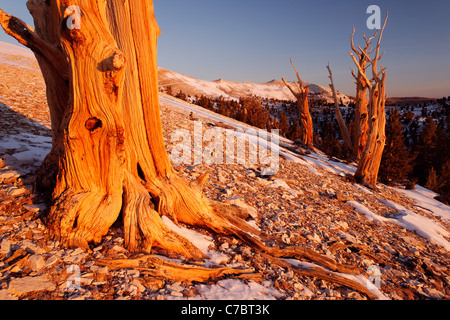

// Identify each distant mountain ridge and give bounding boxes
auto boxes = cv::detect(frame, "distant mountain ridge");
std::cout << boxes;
[385,97,437,106]
[158,67,353,105]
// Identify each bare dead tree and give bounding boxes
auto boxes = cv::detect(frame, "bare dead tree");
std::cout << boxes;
[350,28,380,159]
[281,58,314,148]
[326,63,353,151]
[350,12,389,188]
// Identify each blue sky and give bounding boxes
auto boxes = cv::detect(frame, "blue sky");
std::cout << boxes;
[0,0,449,98]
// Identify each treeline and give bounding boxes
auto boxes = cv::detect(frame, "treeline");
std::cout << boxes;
[168,89,450,203]
[173,90,283,132]
[170,89,325,142]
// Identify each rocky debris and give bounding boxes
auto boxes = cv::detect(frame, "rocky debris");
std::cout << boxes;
[0,60,50,128]
[25,254,46,272]
[0,171,21,184]
[7,275,56,297]
[225,196,259,220]
[0,239,11,259]
[0,289,18,300]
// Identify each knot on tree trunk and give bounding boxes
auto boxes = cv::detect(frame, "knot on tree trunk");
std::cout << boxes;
[98,52,126,72]
[85,117,102,132]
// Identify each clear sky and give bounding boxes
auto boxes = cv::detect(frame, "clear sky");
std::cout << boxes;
[0,0,449,98]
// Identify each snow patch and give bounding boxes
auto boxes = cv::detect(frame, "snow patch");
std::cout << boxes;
[395,186,450,222]
[158,67,352,104]
[347,199,450,251]
[161,216,229,266]
[280,151,322,176]
[378,198,450,251]
[304,153,355,176]
[0,133,52,165]
[0,41,37,70]
[353,183,373,194]
[193,279,283,300]
[0,41,34,58]
[347,201,389,223]
[269,179,302,198]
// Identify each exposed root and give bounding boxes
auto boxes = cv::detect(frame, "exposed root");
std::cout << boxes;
[293,268,377,300]
[47,189,123,251]
[156,175,221,231]
[270,246,360,274]
[0,249,30,273]
[122,171,205,260]
[329,241,391,268]
[97,255,254,284]
[261,254,379,300]
[158,174,263,235]
[211,201,263,237]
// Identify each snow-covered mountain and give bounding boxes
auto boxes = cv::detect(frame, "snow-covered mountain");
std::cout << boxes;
[158,67,353,105]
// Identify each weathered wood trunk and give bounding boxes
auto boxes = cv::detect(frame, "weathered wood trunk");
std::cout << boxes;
[353,81,369,159]
[282,59,314,148]
[354,76,386,187]
[350,28,376,160]
[351,14,388,188]
[297,87,314,148]
[0,0,236,257]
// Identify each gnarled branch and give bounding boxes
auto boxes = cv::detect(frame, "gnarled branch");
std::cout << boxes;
[0,8,67,78]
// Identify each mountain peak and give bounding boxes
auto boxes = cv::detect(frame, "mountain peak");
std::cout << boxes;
[266,79,284,85]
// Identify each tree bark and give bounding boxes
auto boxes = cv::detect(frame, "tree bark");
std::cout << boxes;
[350,28,376,160]
[282,59,314,148]
[355,73,387,187]
[353,81,369,159]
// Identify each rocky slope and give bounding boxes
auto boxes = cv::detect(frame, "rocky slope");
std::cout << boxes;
[0,42,449,300]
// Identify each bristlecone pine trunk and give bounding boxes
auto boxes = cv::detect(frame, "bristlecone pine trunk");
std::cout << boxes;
[282,59,314,148]
[350,13,389,188]
[350,28,379,160]
[0,0,381,299]
[0,0,249,258]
